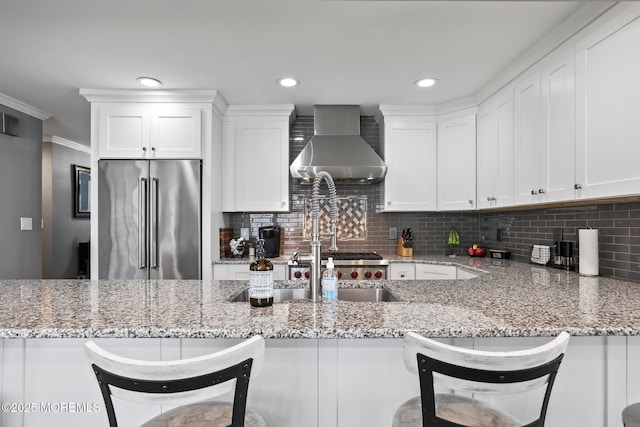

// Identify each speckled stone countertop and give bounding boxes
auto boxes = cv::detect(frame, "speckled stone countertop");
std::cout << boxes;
[2,256,640,339]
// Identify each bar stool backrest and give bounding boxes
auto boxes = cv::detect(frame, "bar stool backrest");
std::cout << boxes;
[85,335,265,427]
[403,332,570,427]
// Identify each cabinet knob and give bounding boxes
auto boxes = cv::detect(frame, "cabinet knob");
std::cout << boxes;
[400,273,405,278]
[538,188,545,194]
[487,197,492,202]
[574,183,582,190]
[142,147,147,152]
[281,201,286,206]
[387,201,391,205]
[468,200,473,204]
[492,197,497,201]
[531,190,538,195]
[151,147,156,151]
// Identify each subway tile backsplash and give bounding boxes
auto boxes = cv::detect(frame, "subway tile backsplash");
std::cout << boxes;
[227,115,640,282]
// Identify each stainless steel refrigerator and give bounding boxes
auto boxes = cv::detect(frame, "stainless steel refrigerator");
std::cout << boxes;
[98,159,201,279]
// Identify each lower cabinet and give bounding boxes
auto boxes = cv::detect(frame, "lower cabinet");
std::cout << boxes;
[213,263,287,280]
[389,263,415,280]
[0,336,637,427]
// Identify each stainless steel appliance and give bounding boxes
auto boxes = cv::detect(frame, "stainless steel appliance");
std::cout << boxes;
[98,159,201,279]
[289,105,387,184]
[289,252,388,281]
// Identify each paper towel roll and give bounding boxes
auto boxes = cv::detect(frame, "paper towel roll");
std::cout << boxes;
[579,229,599,276]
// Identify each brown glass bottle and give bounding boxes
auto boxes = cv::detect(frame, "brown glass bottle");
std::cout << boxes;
[249,239,274,307]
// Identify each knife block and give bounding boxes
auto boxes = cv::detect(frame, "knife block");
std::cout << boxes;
[396,238,413,257]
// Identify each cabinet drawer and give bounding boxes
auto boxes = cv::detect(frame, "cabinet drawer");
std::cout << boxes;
[389,264,415,280]
[415,264,457,280]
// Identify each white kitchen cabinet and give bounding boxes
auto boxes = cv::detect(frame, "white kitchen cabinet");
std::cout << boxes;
[389,263,415,280]
[213,263,287,281]
[513,69,544,205]
[477,85,514,209]
[437,115,477,211]
[575,5,640,200]
[98,103,202,159]
[513,45,575,206]
[415,263,457,280]
[378,110,437,211]
[539,46,577,203]
[222,105,294,212]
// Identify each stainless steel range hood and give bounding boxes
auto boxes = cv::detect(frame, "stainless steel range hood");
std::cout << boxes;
[290,105,387,184]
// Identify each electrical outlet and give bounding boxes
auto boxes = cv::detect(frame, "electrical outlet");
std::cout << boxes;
[389,227,398,240]
[240,227,250,240]
[20,217,32,231]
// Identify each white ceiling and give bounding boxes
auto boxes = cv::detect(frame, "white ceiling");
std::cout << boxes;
[0,1,604,146]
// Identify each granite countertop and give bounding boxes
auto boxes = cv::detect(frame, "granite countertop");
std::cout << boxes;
[2,256,640,339]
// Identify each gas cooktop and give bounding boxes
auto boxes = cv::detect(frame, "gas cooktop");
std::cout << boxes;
[321,252,383,261]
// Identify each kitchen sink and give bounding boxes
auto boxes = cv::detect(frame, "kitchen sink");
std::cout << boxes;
[228,288,310,303]
[337,288,399,302]
[228,287,399,303]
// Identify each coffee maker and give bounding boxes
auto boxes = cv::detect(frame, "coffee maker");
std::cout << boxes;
[259,226,281,258]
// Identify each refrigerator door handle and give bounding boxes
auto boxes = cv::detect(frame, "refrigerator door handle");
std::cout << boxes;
[139,177,148,269]
[150,177,159,269]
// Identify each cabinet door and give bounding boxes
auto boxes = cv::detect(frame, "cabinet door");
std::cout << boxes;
[575,7,640,199]
[477,87,514,209]
[437,115,477,211]
[383,121,437,211]
[237,121,289,212]
[389,263,415,280]
[222,113,291,212]
[98,105,151,158]
[513,71,544,205]
[98,104,202,159]
[540,48,576,203]
[150,106,202,158]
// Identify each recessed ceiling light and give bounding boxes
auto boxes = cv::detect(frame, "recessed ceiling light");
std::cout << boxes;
[278,77,299,87]
[415,77,438,88]
[136,77,163,88]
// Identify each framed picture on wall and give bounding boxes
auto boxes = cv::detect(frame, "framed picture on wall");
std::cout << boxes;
[74,165,91,218]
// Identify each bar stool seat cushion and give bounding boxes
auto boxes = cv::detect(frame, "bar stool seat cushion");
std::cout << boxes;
[623,402,640,426]
[392,394,520,427]
[141,401,266,427]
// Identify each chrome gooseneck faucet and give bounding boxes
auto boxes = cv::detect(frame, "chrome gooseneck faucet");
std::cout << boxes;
[290,170,338,301]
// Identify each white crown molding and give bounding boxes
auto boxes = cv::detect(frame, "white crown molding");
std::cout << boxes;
[79,88,225,105]
[0,92,51,121]
[223,104,296,123]
[43,134,91,154]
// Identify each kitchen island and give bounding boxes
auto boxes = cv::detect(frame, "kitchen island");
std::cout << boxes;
[1,257,639,426]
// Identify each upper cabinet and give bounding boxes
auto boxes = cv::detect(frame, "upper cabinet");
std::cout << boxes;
[575,5,640,200]
[513,45,576,206]
[378,109,437,211]
[437,114,477,211]
[222,105,295,212]
[97,103,202,159]
[477,85,514,209]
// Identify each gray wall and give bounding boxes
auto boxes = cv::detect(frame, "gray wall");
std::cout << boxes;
[0,105,43,279]
[42,141,90,278]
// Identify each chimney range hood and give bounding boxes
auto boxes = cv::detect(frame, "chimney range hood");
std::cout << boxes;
[289,105,387,184]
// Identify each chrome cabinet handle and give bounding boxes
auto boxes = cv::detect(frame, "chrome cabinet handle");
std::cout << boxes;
[138,178,148,269]
[538,188,545,194]
[531,190,538,195]
[574,183,582,190]
[150,177,159,269]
